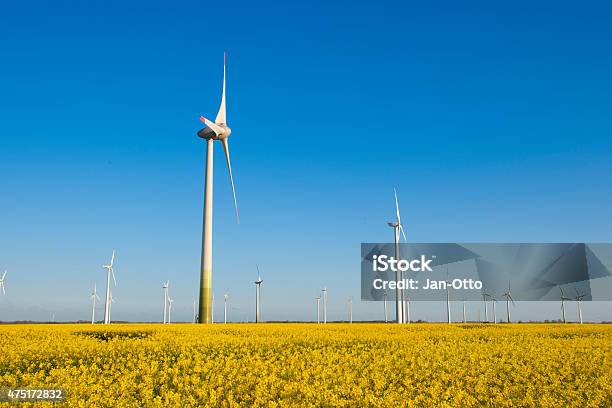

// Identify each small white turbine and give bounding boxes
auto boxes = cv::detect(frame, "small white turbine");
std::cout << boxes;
[574,288,586,324]
[322,287,328,324]
[223,292,229,324]
[102,250,117,325]
[90,283,100,324]
[0,270,7,295]
[162,280,170,324]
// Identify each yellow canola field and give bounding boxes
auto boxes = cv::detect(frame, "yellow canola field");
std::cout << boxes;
[0,323,610,407]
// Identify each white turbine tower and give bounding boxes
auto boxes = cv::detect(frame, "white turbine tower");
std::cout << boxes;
[502,281,515,323]
[322,287,328,324]
[574,288,586,324]
[168,298,174,324]
[315,295,321,324]
[102,250,117,325]
[387,188,407,324]
[255,265,263,323]
[0,270,6,295]
[223,292,229,324]
[347,297,353,324]
[383,289,388,323]
[482,294,489,322]
[196,53,239,324]
[462,298,466,323]
[162,281,170,324]
[405,294,411,324]
[193,299,197,323]
[108,292,115,323]
[90,283,100,324]
[489,295,498,324]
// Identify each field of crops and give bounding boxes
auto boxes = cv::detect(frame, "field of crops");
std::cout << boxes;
[0,323,610,407]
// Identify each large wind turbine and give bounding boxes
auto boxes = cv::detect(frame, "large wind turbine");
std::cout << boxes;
[387,188,407,324]
[102,251,117,324]
[0,271,6,295]
[162,281,170,324]
[196,53,239,324]
[315,295,321,324]
[254,265,263,323]
[90,283,100,324]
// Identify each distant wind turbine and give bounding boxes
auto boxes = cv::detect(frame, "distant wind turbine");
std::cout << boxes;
[162,280,170,324]
[193,299,197,324]
[322,287,328,324]
[482,294,489,322]
[387,188,407,324]
[445,268,451,324]
[502,281,515,323]
[489,295,498,324]
[462,298,466,323]
[224,292,229,324]
[315,295,321,324]
[90,283,100,324]
[347,297,353,324]
[255,265,263,323]
[0,270,6,295]
[196,52,240,324]
[559,286,571,324]
[102,250,117,325]
[108,292,115,323]
[574,288,586,324]
[383,289,388,323]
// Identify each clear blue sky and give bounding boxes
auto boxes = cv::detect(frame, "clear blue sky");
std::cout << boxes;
[1,1,611,322]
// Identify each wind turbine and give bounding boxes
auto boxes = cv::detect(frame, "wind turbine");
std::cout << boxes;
[383,289,388,323]
[322,287,328,324]
[162,281,170,324]
[90,283,100,324]
[196,53,239,324]
[102,250,117,325]
[316,295,321,324]
[223,292,229,324]
[559,286,571,324]
[489,295,498,324]
[347,297,353,323]
[387,188,407,324]
[167,298,174,324]
[574,288,586,324]
[482,294,489,322]
[254,265,263,323]
[502,281,515,323]
[405,294,411,324]
[462,298,466,323]
[0,270,6,295]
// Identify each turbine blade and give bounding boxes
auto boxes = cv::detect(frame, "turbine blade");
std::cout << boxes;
[111,268,117,286]
[399,224,407,242]
[200,116,223,135]
[110,250,115,267]
[1,284,4,295]
[1,270,6,280]
[394,188,401,224]
[221,138,239,223]
[215,52,227,124]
